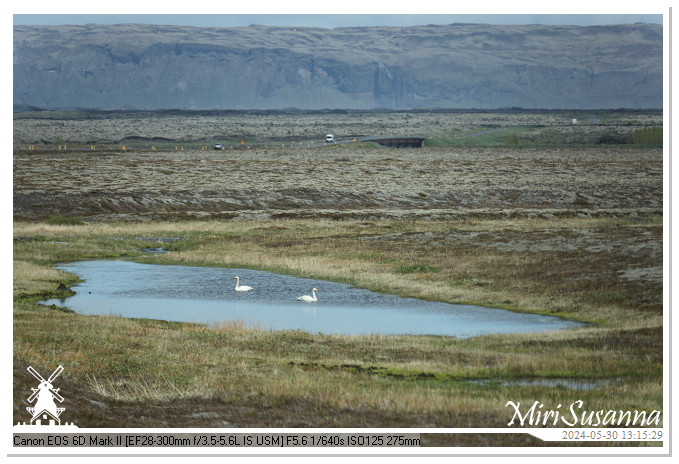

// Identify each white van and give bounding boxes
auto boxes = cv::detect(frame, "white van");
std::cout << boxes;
[326,134,335,143]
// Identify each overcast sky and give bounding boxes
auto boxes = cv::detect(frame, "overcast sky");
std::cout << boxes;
[13,13,664,28]
[12,0,666,29]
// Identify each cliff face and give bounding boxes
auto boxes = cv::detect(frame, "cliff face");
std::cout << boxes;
[13,23,663,110]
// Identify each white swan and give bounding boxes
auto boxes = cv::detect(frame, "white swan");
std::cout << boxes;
[297,288,318,302]
[234,276,253,292]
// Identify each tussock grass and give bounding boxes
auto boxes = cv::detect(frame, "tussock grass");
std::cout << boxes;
[13,260,70,296]
[13,216,663,428]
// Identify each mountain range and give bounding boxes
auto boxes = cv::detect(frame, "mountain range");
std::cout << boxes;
[13,22,663,110]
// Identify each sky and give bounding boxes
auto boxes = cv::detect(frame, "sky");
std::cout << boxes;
[11,0,666,28]
[13,13,664,28]
[12,13,664,28]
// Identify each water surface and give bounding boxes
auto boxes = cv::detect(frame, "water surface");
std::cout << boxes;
[42,260,582,337]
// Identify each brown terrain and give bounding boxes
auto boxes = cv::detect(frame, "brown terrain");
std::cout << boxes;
[12,110,664,446]
[13,110,663,223]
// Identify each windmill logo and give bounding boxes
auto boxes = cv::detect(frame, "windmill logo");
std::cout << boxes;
[15,365,77,428]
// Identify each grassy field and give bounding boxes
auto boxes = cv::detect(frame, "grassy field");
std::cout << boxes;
[12,110,664,447]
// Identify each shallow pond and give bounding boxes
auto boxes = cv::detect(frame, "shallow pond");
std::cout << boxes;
[42,260,582,337]
[472,377,619,391]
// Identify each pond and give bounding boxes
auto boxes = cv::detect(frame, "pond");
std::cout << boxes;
[41,260,583,337]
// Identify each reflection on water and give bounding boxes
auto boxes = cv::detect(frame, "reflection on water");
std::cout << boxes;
[41,260,583,337]
[472,377,619,391]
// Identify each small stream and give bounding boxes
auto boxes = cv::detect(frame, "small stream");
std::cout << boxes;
[41,260,583,337]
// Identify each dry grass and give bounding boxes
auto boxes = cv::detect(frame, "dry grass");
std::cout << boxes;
[12,113,663,435]
[13,213,663,431]
[13,215,662,325]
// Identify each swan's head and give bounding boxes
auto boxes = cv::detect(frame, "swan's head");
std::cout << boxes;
[234,276,238,279]
[313,288,318,291]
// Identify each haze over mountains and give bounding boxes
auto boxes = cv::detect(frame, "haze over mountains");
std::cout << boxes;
[13,22,662,110]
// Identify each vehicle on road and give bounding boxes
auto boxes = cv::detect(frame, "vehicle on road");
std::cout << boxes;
[326,134,335,143]
[214,143,223,150]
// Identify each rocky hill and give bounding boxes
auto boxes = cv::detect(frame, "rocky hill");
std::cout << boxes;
[13,22,662,110]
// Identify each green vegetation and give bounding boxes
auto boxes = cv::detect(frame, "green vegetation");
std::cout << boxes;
[395,263,439,274]
[45,215,84,225]
[423,123,664,148]
[628,127,663,146]
[425,127,535,147]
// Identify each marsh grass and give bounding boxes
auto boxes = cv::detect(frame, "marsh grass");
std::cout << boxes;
[395,263,439,274]
[426,127,534,147]
[13,216,663,429]
[45,215,84,225]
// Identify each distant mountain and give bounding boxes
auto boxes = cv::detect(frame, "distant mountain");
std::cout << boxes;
[13,23,662,110]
